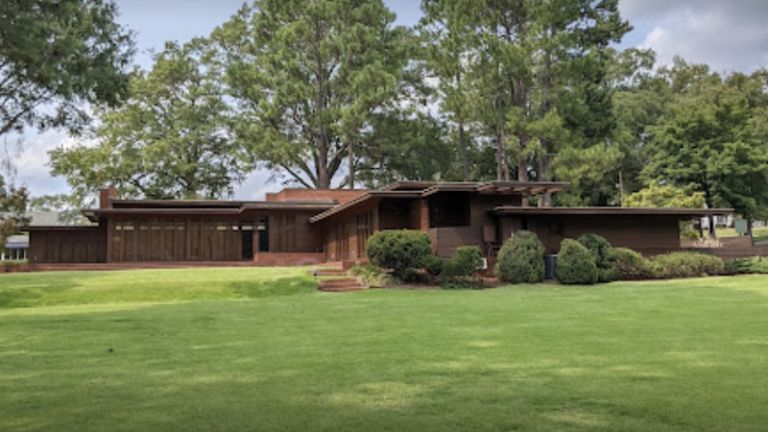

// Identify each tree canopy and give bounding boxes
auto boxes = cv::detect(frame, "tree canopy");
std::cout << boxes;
[50,40,249,199]
[0,0,134,137]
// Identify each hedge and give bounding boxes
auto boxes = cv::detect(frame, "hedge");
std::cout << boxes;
[555,239,598,285]
[651,252,725,278]
[577,233,617,282]
[366,230,433,281]
[495,230,545,283]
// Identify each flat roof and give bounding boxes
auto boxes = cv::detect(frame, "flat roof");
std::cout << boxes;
[493,206,734,217]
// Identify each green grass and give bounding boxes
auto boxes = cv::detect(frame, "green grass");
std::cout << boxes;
[1,269,768,431]
[717,226,768,243]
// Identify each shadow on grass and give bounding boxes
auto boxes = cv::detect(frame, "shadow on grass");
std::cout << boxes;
[0,272,103,309]
[227,276,318,298]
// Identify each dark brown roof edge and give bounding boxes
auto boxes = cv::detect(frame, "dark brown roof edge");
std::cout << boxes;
[23,225,101,231]
[493,206,734,216]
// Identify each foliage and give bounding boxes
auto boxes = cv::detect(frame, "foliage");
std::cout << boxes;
[624,181,706,208]
[212,0,413,188]
[423,254,445,277]
[555,239,598,285]
[495,230,545,284]
[0,0,134,137]
[643,61,768,232]
[577,233,617,282]
[610,247,655,280]
[348,263,393,287]
[439,246,483,287]
[50,40,247,199]
[356,112,456,187]
[365,230,433,281]
[651,252,725,278]
[419,0,631,190]
[0,177,28,246]
[724,257,768,275]
[28,194,92,225]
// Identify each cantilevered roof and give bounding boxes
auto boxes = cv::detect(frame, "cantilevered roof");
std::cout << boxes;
[83,200,336,222]
[308,190,423,223]
[308,182,570,223]
[493,206,734,217]
[383,180,570,194]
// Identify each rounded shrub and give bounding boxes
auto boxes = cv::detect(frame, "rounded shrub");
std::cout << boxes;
[555,239,598,285]
[651,252,725,278]
[495,230,545,283]
[366,230,433,281]
[577,233,617,282]
[610,247,654,280]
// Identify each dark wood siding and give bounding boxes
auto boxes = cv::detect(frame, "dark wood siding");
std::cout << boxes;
[104,211,322,263]
[499,214,681,254]
[28,227,106,263]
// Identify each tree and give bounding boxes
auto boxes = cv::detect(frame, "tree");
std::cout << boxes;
[419,0,479,181]
[50,40,248,199]
[418,0,631,202]
[28,194,92,225]
[213,0,413,189]
[0,0,134,137]
[0,176,27,247]
[355,111,455,187]
[624,181,706,209]
[643,60,768,237]
[1,0,132,242]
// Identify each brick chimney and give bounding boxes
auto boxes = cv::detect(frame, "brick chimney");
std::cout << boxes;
[99,187,119,209]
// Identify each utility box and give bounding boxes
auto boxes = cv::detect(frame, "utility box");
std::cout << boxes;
[545,255,558,280]
[735,219,748,236]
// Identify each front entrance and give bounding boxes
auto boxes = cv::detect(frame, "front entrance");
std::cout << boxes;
[241,226,253,260]
[257,217,269,252]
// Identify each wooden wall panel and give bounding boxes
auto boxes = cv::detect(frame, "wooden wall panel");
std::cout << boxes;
[28,227,106,263]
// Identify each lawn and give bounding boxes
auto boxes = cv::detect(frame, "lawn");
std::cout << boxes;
[1,268,767,432]
[717,226,768,244]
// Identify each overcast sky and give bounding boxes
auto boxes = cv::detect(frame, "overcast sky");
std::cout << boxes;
[7,0,768,200]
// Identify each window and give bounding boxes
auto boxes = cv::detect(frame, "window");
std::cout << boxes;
[429,193,471,228]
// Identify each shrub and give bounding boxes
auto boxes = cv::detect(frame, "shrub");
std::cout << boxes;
[440,246,484,287]
[555,239,598,285]
[577,233,617,282]
[723,257,768,275]
[610,247,655,280]
[366,230,433,281]
[495,230,545,283]
[651,252,725,279]
[423,254,445,277]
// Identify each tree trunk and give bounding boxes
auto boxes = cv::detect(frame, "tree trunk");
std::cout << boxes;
[348,141,355,189]
[458,121,469,181]
[537,153,552,207]
[708,214,716,238]
[496,125,510,181]
[747,218,754,243]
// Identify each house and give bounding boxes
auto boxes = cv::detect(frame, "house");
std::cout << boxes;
[25,182,731,265]
[2,235,28,261]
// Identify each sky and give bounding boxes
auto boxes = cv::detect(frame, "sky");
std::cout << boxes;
[7,0,768,200]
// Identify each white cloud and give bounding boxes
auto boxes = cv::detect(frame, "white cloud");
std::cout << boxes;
[621,0,768,73]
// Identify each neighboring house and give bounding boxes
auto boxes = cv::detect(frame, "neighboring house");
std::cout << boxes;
[25,182,731,264]
[2,235,29,261]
